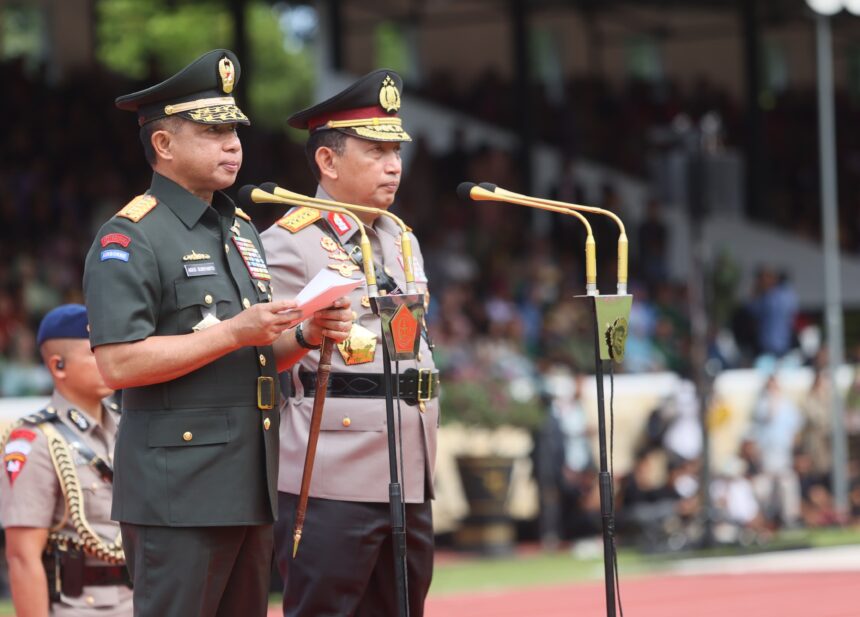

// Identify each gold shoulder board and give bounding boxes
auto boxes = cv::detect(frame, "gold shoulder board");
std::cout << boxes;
[277,207,320,233]
[234,207,252,222]
[117,195,158,223]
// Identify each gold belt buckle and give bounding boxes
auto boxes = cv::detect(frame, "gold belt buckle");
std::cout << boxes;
[417,368,433,403]
[257,376,274,410]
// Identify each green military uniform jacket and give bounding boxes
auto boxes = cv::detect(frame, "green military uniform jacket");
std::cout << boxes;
[83,172,279,527]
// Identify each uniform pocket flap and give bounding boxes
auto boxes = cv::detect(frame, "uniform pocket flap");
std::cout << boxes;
[147,412,231,447]
[320,409,385,432]
[175,278,233,310]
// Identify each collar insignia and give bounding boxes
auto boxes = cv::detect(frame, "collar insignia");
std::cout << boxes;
[68,409,90,432]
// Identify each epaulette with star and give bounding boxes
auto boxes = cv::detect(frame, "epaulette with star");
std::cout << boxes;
[117,194,158,222]
[277,207,320,233]
[234,207,252,222]
[21,408,58,426]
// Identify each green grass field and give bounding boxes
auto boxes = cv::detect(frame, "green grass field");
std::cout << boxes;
[0,528,857,615]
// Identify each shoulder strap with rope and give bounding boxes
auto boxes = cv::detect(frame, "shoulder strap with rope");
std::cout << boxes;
[3,411,125,564]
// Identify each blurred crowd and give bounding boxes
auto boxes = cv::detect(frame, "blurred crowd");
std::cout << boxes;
[533,363,860,552]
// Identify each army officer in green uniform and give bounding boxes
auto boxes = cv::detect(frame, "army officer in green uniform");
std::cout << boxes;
[82,50,353,617]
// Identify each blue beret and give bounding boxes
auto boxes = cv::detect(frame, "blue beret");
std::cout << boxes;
[36,304,89,347]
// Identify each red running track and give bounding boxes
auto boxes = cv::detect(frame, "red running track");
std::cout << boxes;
[424,571,860,617]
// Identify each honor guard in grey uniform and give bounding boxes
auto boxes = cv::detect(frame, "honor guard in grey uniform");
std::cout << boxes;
[82,50,352,617]
[261,69,439,616]
[0,304,132,616]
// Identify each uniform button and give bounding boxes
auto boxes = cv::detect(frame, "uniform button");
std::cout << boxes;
[342,417,351,428]
[182,431,193,442]
[91,482,100,490]
[264,417,271,430]
[224,243,230,253]
[243,298,251,309]
[109,402,119,411]
[259,354,267,366]
[417,352,423,362]
[86,595,95,605]
[204,294,213,305]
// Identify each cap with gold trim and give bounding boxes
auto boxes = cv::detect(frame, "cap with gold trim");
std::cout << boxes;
[115,49,249,127]
[288,69,411,142]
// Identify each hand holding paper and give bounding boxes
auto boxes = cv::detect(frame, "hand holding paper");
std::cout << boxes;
[289,268,363,322]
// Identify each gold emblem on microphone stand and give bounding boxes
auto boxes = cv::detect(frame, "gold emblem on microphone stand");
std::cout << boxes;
[606,317,629,362]
[379,75,401,113]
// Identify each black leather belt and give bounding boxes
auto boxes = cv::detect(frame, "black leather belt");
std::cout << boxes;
[82,565,132,587]
[298,368,439,407]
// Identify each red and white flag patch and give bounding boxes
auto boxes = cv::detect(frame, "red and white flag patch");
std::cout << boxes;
[327,212,352,236]
[4,429,36,485]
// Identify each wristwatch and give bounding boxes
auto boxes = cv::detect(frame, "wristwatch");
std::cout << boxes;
[295,322,321,350]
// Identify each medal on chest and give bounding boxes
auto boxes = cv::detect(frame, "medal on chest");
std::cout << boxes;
[232,236,271,281]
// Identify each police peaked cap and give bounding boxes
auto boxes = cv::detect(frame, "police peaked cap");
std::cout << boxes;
[288,69,411,142]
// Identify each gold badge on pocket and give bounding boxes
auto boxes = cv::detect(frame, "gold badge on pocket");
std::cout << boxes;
[336,324,378,365]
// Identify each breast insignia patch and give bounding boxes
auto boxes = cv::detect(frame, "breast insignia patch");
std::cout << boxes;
[277,207,320,233]
[234,207,252,222]
[117,194,158,222]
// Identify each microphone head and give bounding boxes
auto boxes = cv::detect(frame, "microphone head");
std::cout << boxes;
[258,182,278,194]
[478,182,498,192]
[237,184,258,208]
[456,182,477,201]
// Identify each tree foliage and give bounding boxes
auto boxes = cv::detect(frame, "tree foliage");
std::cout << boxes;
[96,0,312,130]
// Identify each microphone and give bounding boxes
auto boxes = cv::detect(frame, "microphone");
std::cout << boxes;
[478,184,629,295]
[459,180,598,296]
[237,184,259,211]
[456,182,478,201]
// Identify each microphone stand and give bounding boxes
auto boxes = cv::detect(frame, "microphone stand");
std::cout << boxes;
[461,182,632,617]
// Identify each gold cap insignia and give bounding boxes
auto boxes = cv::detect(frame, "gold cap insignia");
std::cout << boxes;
[219,57,235,94]
[379,75,401,113]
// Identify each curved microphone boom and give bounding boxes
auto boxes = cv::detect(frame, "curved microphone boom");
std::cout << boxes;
[478,183,629,295]
[261,183,420,295]
[239,185,378,296]
[458,182,598,296]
